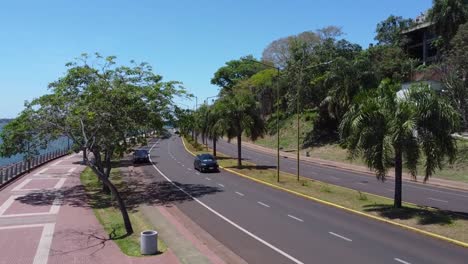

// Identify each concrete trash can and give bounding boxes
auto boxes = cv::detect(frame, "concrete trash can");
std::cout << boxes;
[140,230,158,255]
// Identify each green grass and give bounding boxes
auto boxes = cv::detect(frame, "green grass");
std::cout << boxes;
[80,167,167,256]
[184,137,468,243]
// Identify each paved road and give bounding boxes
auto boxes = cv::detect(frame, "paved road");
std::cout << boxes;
[205,138,468,214]
[142,135,468,264]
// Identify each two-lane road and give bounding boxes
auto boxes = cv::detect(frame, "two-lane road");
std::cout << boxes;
[207,138,468,214]
[140,136,468,264]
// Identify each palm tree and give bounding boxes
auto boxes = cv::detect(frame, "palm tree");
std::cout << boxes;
[215,90,265,167]
[206,102,225,157]
[340,80,458,208]
[429,0,468,48]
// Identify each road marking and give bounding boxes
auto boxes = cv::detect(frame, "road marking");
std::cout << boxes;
[406,184,468,198]
[188,168,193,171]
[235,191,245,196]
[196,172,200,175]
[52,160,62,166]
[428,197,449,203]
[67,167,76,173]
[329,232,352,242]
[149,143,305,264]
[11,179,33,192]
[218,183,225,188]
[0,196,17,215]
[33,223,55,264]
[394,258,411,264]
[357,182,367,185]
[257,201,270,208]
[0,223,45,230]
[177,162,181,164]
[34,168,49,176]
[205,177,211,181]
[287,214,304,222]
[330,176,339,180]
[182,164,185,167]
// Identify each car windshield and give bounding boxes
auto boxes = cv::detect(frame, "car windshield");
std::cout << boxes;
[135,150,148,155]
[200,154,214,161]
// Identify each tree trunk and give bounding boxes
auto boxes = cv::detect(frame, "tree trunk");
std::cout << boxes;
[237,133,242,167]
[102,151,112,194]
[394,147,403,208]
[213,138,217,157]
[82,147,87,165]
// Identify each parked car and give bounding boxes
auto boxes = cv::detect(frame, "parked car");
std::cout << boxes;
[133,149,150,164]
[194,153,219,172]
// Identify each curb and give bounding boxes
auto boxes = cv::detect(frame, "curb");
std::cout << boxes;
[241,141,468,192]
[181,137,468,249]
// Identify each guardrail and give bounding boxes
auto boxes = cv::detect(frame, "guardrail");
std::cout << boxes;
[0,147,71,187]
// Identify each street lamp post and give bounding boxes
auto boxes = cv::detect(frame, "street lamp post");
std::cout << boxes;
[244,59,281,183]
[296,60,333,181]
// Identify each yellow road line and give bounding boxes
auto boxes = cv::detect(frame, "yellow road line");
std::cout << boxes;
[180,137,468,248]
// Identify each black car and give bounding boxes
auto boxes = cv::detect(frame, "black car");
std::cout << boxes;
[194,154,219,172]
[133,149,150,163]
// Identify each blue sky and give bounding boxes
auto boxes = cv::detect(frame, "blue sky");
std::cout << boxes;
[0,0,432,118]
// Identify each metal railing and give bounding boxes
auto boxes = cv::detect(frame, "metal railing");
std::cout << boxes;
[0,147,71,187]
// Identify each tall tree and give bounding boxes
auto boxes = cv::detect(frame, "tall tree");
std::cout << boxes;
[1,54,182,234]
[340,80,458,208]
[374,15,413,46]
[214,90,265,167]
[429,0,468,48]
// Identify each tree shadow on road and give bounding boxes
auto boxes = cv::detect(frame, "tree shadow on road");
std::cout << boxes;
[363,203,468,225]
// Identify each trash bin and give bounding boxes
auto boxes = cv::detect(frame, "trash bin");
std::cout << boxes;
[140,230,158,255]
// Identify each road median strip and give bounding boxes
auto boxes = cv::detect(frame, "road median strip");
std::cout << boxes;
[181,136,468,248]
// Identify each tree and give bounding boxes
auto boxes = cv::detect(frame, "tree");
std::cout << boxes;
[340,80,458,208]
[429,0,468,48]
[1,54,182,234]
[211,55,267,93]
[374,15,413,46]
[214,90,265,167]
[442,22,468,130]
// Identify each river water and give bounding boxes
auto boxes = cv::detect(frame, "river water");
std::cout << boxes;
[0,122,69,167]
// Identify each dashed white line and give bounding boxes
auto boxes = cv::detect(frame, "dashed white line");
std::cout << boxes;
[33,223,55,264]
[235,191,245,196]
[287,214,304,222]
[357,182,367,185]
[329,232,352,242]
[394,257,411,264]
[329,176,339,180]
[218,183,225,188]
[257,201,270,208]
[196,172,200,175]
[149,143,305,264]
[188,168,193,171]
[205,177,211,181]
[428,197,449,203]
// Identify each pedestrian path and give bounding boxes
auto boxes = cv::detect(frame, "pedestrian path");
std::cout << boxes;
[0,153,178,264]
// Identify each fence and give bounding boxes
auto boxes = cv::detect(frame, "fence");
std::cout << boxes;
[0,147,71,187]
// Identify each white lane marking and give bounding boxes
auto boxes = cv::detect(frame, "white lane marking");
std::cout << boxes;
[428,197,449,203]
[177,162,181,164]
[357,182,367,185]
[182,164,185,167]
[235,191,245,197]
[330,176,339,180]
[406,184,468,198]
[52,160,62,166]
[329,232,352,242]
[218,183,225,188]
[11,179,33,191]
[188,168,193,171]
[257,201,270,208]
[287,214,304,222]
[64,154,76,160]
[67,167,76,173]
[205,177,211,181]
[394,258,411,264]
[0,223,45,230]
[149,143,304,264]
[54,178,67,189]
[33,223,55,264]
[34,168,49,176]
[196,172,200,175]
[0,196,17,215]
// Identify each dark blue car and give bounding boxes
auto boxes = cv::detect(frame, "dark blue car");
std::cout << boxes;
[133,149,150,164]
[194,154,219,173]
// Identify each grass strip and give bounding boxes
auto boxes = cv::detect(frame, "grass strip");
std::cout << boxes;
[183,136,468,244]
[80,167,167,256]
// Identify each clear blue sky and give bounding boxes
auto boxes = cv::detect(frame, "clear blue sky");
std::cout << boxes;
[0,0,432,118]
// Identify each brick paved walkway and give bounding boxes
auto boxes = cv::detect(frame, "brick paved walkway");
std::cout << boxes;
[0,153,179,264]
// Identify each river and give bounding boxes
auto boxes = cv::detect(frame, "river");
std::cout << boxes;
[0,122,69,167]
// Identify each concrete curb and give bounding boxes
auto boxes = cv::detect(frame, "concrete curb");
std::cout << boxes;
[181,137,468,249]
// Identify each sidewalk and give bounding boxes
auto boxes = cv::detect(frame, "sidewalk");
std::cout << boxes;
[239,140,468,191]
[0,153,178,264]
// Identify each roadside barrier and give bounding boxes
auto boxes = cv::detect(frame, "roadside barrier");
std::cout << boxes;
[0,148,70,187]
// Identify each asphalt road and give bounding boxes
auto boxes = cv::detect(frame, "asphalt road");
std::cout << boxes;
[140,135,468,264]
[204,138,468,214]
